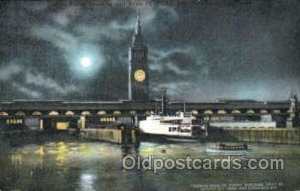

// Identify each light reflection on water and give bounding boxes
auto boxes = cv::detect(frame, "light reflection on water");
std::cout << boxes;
[0,140,300,191]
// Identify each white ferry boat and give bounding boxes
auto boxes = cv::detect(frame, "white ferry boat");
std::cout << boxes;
[139,112,207,140]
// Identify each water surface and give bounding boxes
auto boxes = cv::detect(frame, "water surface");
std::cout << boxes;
[0,138,299,191]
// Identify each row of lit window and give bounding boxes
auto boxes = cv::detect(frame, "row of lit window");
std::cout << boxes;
[161,120,181,124]
[168,127,191,133]
[133,52,146,60]
[100,117,115,122]
[6,119,23,124]
[118,117,133,123]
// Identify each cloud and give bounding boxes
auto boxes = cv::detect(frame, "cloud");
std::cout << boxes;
[1,1,299,101]
[0,62,23,81]
[12,82,42,99]
[22,1,49,11]
[74,6,169,42]
[0,59,77,98]
[75,24,127,42]
[149,48,200,85]
[165,62,190,75]
[52,6,81,27]
[31,25,78,53]
[30,4,177,51]
[25,72,77,95]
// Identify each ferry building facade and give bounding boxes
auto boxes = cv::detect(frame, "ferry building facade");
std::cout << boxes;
[0,16,299,129]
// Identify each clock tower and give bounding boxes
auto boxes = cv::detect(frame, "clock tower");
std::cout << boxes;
[128,15,149,101]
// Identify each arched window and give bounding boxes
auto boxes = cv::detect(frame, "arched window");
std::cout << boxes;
[232,110,241,114]
[65,111,74,116]
[260,110,268,114]
[113,111,121,115]
[97,111,107,115]
[217,110,227,114]
[15,111,25,116]
[0,111,9,116]
[32,111,42,116]
[272,110,281,114]
[81,111,91,116]
[246,109,255,114]
[204,110,213,114]
[49,111,59,116]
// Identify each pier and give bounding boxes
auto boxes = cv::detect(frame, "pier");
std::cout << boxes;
[80,128,139,144]
[210,128,300,144]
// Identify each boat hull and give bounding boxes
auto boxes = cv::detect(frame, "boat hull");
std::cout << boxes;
[140,132,204,142]
[206,148,249,156]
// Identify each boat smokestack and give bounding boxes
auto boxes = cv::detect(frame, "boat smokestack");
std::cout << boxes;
[161,91,167,115]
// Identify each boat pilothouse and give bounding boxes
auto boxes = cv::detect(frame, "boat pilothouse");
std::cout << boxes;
[139,112,207,139]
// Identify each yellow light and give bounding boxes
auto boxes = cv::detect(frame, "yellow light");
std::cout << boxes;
[35,146,45,157]
[56,122,69,130]
[80,143,89,154]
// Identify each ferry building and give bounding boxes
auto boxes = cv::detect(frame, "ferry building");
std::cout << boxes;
[0,16,299,129]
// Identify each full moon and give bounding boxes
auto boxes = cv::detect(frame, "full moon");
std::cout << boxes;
[69,46,103,78]
[80,57,92,68]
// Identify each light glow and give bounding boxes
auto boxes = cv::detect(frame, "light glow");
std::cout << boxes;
[80,57,92,68]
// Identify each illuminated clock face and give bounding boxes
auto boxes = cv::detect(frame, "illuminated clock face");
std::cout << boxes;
[134,69,146,82]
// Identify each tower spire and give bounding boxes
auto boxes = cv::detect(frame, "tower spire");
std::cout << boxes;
[135,10,142,35]
[128,10,149,101]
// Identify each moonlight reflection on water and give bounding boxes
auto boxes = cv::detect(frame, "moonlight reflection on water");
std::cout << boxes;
[0,140,299,191]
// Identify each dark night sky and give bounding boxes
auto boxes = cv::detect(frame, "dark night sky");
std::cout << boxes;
[0,0,299,102]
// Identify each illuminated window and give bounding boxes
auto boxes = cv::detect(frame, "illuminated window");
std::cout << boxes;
[204,110,213,114]
[97,111,107,115]
[169,127,177,132]
[218,110,227,114]
[232,110,241,114]
[246,110,255,114]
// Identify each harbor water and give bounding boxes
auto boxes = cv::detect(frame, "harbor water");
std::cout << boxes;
[0,137,300,191]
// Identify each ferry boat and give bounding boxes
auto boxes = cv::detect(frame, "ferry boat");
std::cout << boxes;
[206,143,250,155]
[139,112,207,140]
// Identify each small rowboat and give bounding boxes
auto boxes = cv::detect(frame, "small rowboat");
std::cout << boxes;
[206,143,250,156]
[165,138,198,143]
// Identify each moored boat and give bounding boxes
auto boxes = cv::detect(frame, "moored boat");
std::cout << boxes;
[206,143,250,155]
[139,112,207,141]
